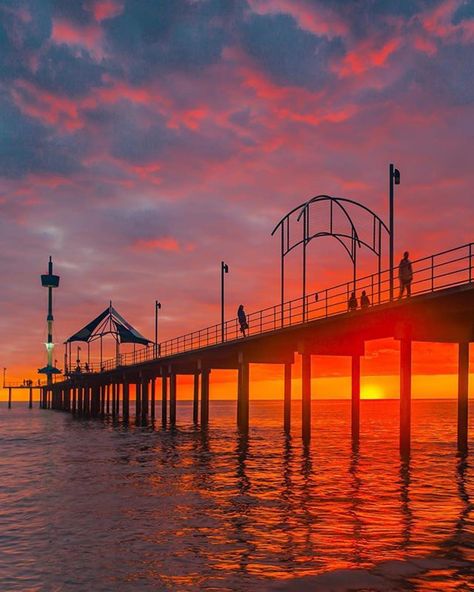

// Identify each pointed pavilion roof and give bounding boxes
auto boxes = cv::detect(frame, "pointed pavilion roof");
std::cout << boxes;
[67,303,152,346]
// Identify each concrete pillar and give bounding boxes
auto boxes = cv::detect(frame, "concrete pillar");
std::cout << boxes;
[115,383,120,417]
[78,387,83,414]
[161,374,168,425]
[301,353,311,443]
[150,378,156,421]
[106,383,110,415]
[141,379,149,423]
[170,374,177,425]
[201,369,210,426]
[457,342,469,454]
[237,362,250,432]
[400,338,412,457]
[112,383,117,418]
[351,355,361,442]
[100,384,107,417]
[72,387,77,414]
[284,363,292,434]
[92,385,100,417]
[123,381,129,421]
[135,382,141,420]
[193,372,200,424]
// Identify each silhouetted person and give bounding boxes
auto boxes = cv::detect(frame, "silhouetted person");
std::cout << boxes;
[398,251,413,298]
[348,292,358,312]
[75,364,82,374]
[84,362,90,373]
[238,304,248,337]
[360,290,370,309]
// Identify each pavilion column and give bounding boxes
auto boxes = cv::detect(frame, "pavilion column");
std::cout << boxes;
[400,338,412,457]
[193,372,200,424]
[457,342,469,454]
[301,353,311,444]
[284,362,292,434]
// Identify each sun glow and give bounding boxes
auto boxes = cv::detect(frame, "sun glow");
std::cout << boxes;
[361,383,384,399]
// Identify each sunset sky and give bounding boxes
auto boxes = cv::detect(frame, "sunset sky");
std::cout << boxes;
[1,0,473,400]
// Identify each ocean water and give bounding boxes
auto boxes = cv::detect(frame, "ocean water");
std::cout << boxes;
[0,399,472,591]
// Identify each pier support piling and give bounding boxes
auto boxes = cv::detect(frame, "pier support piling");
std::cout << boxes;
[8,387,12,409]
[457,342,469,454]
[161,373,168,425]
[150,378,156,421]
[170,374,177,425]
[29,387,33,409]
[141,379,149,424]
[201,369,210,427]
[400,338,412,457]
[301,353,311,443]
[284,362,292,434]
[193,372,200,424]
[123,381,129,421]
[237,362,250,432]
[351,355,361,443]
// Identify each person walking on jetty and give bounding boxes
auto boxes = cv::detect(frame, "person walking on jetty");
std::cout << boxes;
[348,292,358,312]
[398,251,413,298]
[360,290,370,309]
[238,305,248,337]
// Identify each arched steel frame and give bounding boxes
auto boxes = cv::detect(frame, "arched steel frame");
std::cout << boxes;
[271,195,390,322]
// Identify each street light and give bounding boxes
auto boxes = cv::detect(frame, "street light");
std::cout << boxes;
[3,367,6,389]
[155,300,161,357]
[221,261,229,342]
[389,163,401,301]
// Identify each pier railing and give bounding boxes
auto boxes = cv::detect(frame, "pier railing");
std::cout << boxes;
[80,242,473,374]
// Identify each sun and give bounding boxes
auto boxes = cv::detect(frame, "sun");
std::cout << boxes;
[361,383,384,400]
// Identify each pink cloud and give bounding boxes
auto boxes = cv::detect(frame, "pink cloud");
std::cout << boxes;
[335,38,401,77]
[247,0,347,39]
[419,0,474,45]
[51,17,104,58]
[132,237,180,252]
[90,0,124,22]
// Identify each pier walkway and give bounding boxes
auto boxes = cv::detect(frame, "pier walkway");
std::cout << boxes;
[43,242,474,456]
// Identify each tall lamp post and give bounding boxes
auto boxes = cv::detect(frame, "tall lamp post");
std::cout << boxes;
[3,367,6,388]
[221,261,229,342]
[155,300,161,357]
[389,164,401,301]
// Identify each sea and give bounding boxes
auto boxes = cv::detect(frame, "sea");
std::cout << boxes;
[0,399,472,591]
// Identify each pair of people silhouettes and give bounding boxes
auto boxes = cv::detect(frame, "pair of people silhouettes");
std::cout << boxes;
[348,290,370,312]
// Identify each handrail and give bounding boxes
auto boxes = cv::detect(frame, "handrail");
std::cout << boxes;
[73,242,474,375]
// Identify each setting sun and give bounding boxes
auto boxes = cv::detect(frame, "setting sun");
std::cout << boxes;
[362,383,385,400]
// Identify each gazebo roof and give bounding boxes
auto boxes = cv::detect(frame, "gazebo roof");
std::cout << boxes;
[67,303,152,346]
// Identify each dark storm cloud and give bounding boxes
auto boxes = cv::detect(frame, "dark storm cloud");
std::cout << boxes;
[0,97,83,178]
[240,13,343,90]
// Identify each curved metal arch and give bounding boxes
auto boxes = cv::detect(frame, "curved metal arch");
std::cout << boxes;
[272,193,390,323]
[297,194,389,233]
